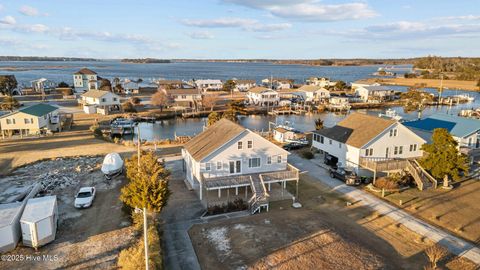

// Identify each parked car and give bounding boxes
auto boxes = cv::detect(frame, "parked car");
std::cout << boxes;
[74,187,96,208]
[324,154,338,168]
[329,167,361,186]
[282,142,304,151]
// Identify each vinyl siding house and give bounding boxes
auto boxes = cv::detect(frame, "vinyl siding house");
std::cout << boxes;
[182,119,299,213]
[327,96,351,111]
[247,87,279,106]
[354,85,395,103]
[312,113,426,175]
[297,85,330,103]
[194,79,223,92]
[80,90,121,115]
[0,104,60,138]
[261,78,294,90]
[73,68,98,93]
[306,77,336,88]
[31,78,56,93]
[233,79,256,92]
[157,80,184,90]
[403,114,480,162]
[163,88,202,109]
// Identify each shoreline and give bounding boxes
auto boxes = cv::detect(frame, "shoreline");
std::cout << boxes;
[358,77,480,92]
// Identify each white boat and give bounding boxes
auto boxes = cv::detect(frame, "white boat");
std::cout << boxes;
[454,94,475,102]
[101,153,124,179]
[378,109,403,121]
[111,118,136,135]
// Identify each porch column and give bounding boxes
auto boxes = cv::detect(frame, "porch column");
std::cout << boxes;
[218,189,221,198]
[1,130,4,140]
[235,187,238,195]
[199,182,203,200]
[268,183,271,191]
[245,186,248,199]
[296,179,299,200]
[227,189,230,202]
[20,129,23,138]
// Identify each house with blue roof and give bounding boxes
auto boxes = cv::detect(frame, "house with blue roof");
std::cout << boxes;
[404,113,480,160]
[0,104,60,138]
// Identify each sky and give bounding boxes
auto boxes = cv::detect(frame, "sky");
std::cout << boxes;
[0,0,479,59]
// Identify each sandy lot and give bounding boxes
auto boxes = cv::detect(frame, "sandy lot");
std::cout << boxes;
[359,77,480,91]
[0,156,135,269]
[370,178,480,244]
[190,174,477,270]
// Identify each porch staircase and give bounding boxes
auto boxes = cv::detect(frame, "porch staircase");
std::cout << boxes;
[406,159,437,191]
[249,175,269,215]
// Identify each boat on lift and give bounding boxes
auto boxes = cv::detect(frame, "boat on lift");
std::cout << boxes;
[378,108,403,121]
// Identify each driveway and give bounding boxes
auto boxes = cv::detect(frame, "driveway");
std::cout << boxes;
[160,157,205,270]
[289,154,480,265]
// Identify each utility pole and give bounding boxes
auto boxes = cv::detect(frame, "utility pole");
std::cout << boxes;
[137,126,149,270]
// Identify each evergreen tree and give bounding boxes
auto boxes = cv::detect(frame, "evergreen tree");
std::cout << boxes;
[0,75,18,96]
[420,128,468,181]
[0,96,20,111]
[120,151,171,213]
[207,112,221,126]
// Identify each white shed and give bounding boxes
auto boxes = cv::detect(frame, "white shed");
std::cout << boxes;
[0,202,24,253]
[20,196,58,249]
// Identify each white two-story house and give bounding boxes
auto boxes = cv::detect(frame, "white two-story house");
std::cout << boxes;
[233,79,256,92]
[182,119,299,211]
[163,88,202,109]
[0,104,60,138]
[261,78,294,90]
[297,85,330,103]
[312,113,426,174]
[354,85,395,103]
[194,79,223,92]
[306,77,336,88]
[247,87,279,106]
[80,90,121,115]
[73,68,99,93]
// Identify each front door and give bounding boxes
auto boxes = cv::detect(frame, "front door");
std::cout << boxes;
[385,147,390,158]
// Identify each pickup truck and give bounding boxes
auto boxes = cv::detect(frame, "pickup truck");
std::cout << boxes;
[329,167,361,186]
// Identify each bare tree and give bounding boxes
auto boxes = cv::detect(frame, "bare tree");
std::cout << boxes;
[202,94,217,111]
[425,244,448,269]
[151,90,171,112]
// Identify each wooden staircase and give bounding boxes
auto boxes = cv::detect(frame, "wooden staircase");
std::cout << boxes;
[249,175,269,215]
[406,159,437,191]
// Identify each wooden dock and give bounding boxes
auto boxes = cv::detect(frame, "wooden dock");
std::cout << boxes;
[268,109,306,116]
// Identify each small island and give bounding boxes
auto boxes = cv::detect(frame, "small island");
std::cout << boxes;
[121,58,171,64]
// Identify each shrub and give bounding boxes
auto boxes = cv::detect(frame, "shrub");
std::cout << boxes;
[374,177,399,190]
[425,244,448,269]
[123,101,137,113]
[130,97,141,105]
[300,149,314,159]
[58,81,70,88]
[207,198,248,215]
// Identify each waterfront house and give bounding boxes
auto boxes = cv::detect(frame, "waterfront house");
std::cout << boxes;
[297,85,330,103]
[73,68,98,93]
[247,87,280,106]
[312,113,426,175]
[233,79,256,92]
[354,85,395,103]
[306,77,336,88]
[157,80,184,90]
[163,88,202,109]
[194,79,223,92]
[80,90,121,115]
[0,104,60,138]
[261,78,294,90]
[403,114,480,162]
[31,78,56,94]
[182,119,299,213]
[327,96,351,111]
[273,127,305,144]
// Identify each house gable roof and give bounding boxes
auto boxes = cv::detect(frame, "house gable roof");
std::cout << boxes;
[314,113,396,148]
[297,85,327,92]
[184,119,246,161]
[81,89,115,99]
[74,68,97,75]
[248,86,275,94]
[17,104,58,117]
[165,88,201,95]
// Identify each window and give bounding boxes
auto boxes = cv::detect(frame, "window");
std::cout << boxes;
[409,144,417,152]
[413,144,417,151]
[399,146,403,154]
[205,163,211,171]
[249,157,261,168]
[468,138,472,146]
[277,155,282,163]
[320,136,324,144]
[101,98,106,102]
[409,144,413,152]
[181,95,187,99]
[24,118,30,124]
[12,119,15,124]
[216,162,222,170]
[329,139,332,145]
[238,141,243,149]
[394,129,397,136]
[247,140,253,149]
[365,148,373,156]
[339,142,342,148]
[394,146,398,155]
[267,156,272,164]
[389,129,393,137]
[390,129,398,137]
[113,98,117,101]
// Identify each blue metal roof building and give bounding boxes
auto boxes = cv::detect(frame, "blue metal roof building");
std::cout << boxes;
[404,114,480,139]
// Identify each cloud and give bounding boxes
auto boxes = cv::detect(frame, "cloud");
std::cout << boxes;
[327,20,480,40]
[0,4,3,12]
[181,17,291,32]
[187,31,215,39]
[16,23,49,33]
[19,5,49,16]
[222,0,377,21]
[0,16,17,25]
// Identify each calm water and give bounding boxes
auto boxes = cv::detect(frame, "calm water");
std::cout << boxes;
[1,60,478,141]
[1,60,401,87]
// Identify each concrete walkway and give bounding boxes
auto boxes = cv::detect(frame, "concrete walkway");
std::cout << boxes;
[289,154,480,266]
